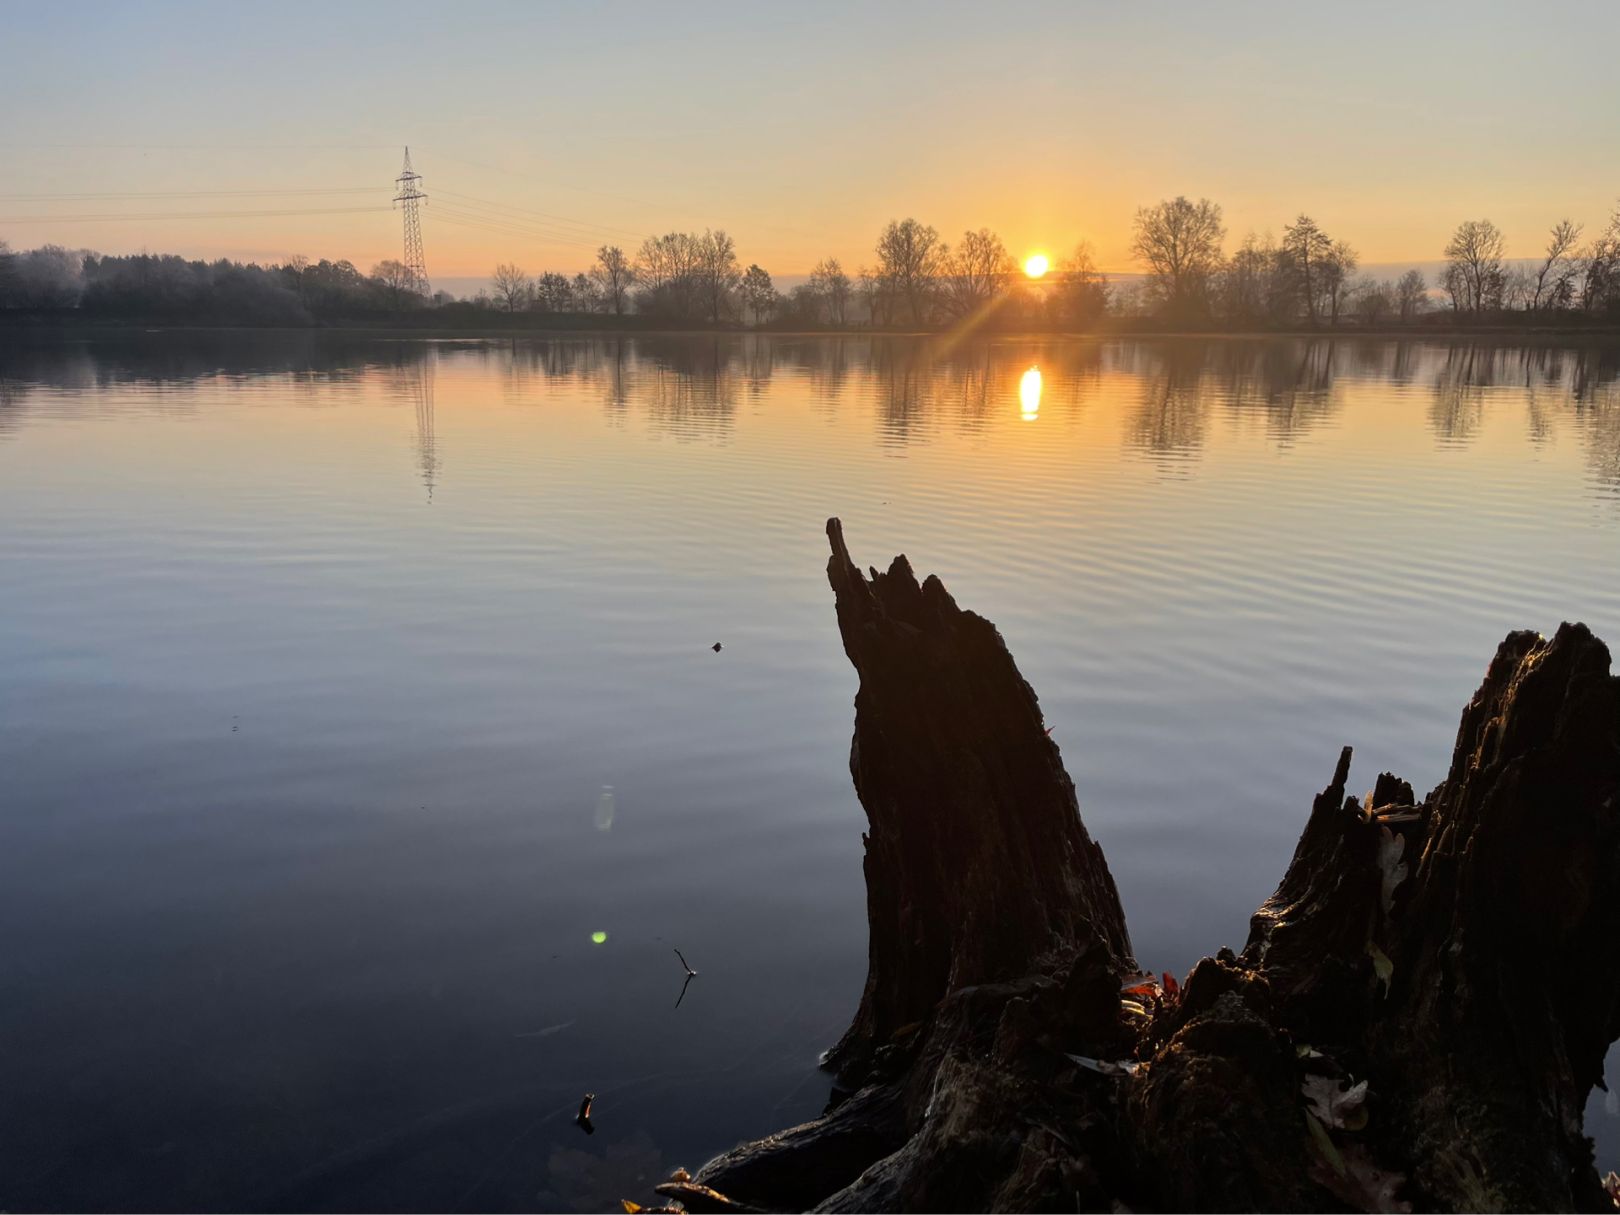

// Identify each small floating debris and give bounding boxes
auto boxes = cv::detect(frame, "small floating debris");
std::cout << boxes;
[575,1092,596,1135]
[674,947,699,1009]
[1065,1053,1140,1078]
[595,786,616,832]
[514,1020,574,1039]
[712,642,723,652]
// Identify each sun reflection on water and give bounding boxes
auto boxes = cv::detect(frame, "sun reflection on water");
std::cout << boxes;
[1019,365,1042,421]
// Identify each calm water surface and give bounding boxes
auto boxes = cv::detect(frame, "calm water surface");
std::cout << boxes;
[2,332,1618,1210]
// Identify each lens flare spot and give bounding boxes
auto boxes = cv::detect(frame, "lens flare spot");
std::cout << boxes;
[590,931,608,945]
[1019,366,1042,421]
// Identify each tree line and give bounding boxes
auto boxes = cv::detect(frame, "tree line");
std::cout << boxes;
[1126,198,1620,325]
[4,196,1619,328]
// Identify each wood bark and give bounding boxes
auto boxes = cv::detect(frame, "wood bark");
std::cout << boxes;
[684,520,1620,1213]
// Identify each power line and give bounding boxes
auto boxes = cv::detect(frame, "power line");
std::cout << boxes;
[0,141,398,150]
[430,207,604,251]
[420,146,824,242]
[435,189,644,240]
[0,187,383,201]
[0,205,393,223]
[430,200,627,248]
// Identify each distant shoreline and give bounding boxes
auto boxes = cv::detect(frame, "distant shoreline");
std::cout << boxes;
[4,314,1620,343]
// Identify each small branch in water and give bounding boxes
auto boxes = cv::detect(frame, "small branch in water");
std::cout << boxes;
[673,947,699,1009]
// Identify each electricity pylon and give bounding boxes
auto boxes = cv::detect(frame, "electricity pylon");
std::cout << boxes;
[393,147,430,296]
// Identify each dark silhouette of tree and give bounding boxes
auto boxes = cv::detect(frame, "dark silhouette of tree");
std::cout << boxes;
[572,272,599,313]
[491,263,531,312]
[281,253,309,306]
[1217,234,1291,325]
[533,271,572,312]
[1131,196,1224,316]
[3,244,83,309]
[1321,239,1358,327]
[779,282,823,326]
[695,229,741,324]
[1530,220,1582,312]
[857,265,895,327]
[1579,205,1620,315]
[1396,269,1428,320]
[808,257,851,326]
[1443,219,1506,313]
[1354,278,1393,326]
[370,259,415,309]
[741,264,775,325]
[875,218,943,326]
[1050,242,1110,327]
[635,232,701,319]
[1281,215,1333,324]
[589,245,636,316]
[938,228,1015,319]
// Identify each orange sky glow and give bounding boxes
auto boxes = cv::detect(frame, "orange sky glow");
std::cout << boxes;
[4,2,1618,285]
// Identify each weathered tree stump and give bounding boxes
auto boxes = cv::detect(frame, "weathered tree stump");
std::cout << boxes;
[687,520,1620,1213]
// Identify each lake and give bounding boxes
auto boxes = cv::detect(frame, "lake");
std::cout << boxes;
[2,331,1617,1211]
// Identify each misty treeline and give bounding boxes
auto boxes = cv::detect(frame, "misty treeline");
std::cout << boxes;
[4,195,1619,328]
[0,243,458,325]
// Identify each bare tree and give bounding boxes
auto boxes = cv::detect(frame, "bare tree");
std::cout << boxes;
[1441,263,1466,313]
[1353,277,1393,326]
[572,272,600,314]
[635,232,701,318]
[589,245,636,316]
[1396,269,1428,321]
[533,271,572,312]
[1321,240,1358,327]
[875,218,943,326]
[741,264,775,325]
[695,229,741,324]
[938,228,1016,319]
[1051,242,1109,326]
[1530,220,1582,312]
[1580,205,1620,315]
[1443,219,1506,313]
[1217,233,1292,325]
[491,263,531,313]
[281,253,310,306]
[808,257,851,326]
[1281,215,1333,324]
[370,259,414,308]
[857,265,892,327]
[1131,196,1225,316]
[1502,266,1535,312]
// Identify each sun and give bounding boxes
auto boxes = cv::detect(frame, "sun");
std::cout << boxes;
[1023,253,1050,279]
